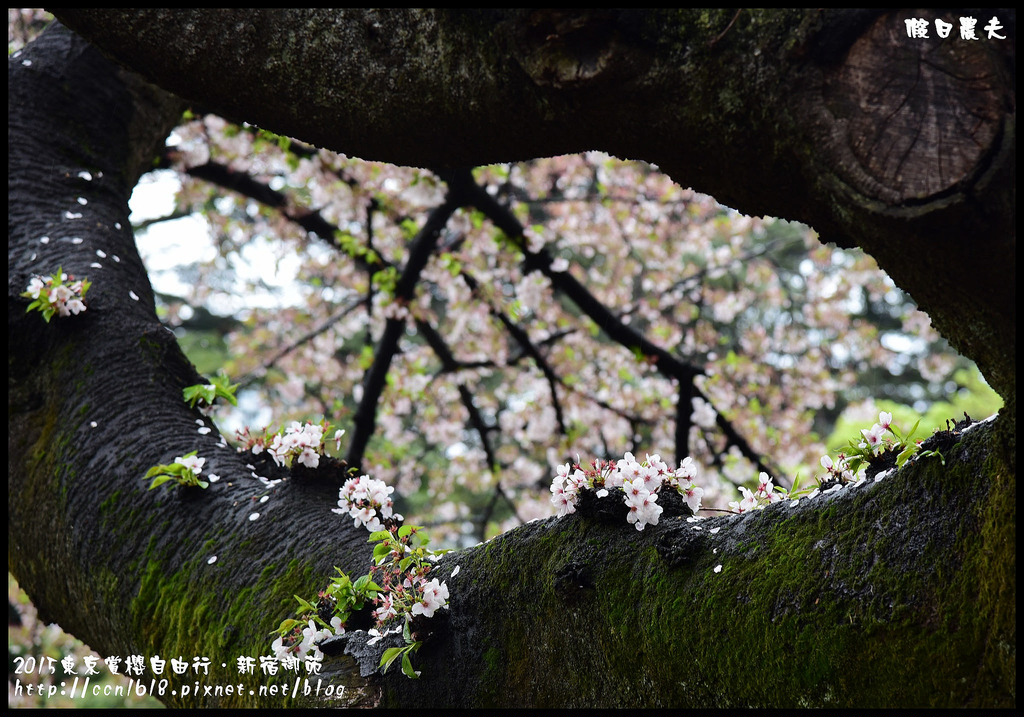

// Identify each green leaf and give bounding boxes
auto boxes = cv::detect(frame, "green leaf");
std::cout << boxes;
[373,542,392,563]
[358,345,375,370]
[400,218,419,239]
[294,595,317,613]
[183,375,238,408]
[904,418,922,444]
[397,524,414,538]
[918,449,945,465]
[147,474,177,490]
[182,384,213,406]
[277,618,301,634]
[144,464,169,479]
[368,530,391,542]
[352,574,374,593]
[401,651,419,679]
[895,444,918,468]
[379,647,403,673]
[211,373,239,405]
[788,471,804,495]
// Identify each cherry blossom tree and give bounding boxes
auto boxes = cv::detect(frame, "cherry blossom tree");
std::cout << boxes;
[8,9,1014,708]
[150,132,993,544]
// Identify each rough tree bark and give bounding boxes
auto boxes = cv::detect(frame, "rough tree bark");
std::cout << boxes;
[8,10,1014,708]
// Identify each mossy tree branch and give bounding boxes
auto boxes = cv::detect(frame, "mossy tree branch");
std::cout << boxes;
[372,419,1013,708]
[9,12,1015,708]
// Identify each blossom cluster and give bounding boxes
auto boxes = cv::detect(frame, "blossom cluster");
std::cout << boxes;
[819,454,855,483]
[237,421,343,469]
[333,474,402,532]
[145,450,215,490]
[816,410,926,487]
[727,471,786,513]
[371,567,449,625]
[411,577,449,618]
[859,411,893,452]
[550,452,704,531]
[272,615,345,663]
[365,526,453,679]
[21,269,90,322]
[274,519,451,679]
[366,526,451,652]
[176,453,206,477]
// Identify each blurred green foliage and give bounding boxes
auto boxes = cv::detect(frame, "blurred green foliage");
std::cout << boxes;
[825,366,1003,455]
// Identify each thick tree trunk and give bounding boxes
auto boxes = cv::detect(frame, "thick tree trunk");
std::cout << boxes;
[9,16,1015,708]
[7,24,379,707]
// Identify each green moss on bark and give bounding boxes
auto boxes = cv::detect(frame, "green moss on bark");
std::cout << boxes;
[130,557,325,707]
[382,419,1012,709]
